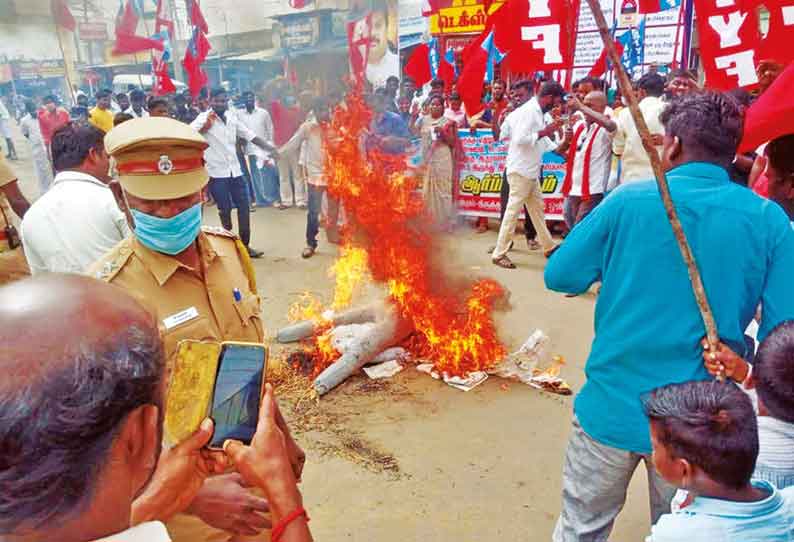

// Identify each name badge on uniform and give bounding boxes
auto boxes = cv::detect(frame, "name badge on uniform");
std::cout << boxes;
[163,307,199,331]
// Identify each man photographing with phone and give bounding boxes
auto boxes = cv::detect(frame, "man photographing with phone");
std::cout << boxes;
[0,274,312,542]
[89,116,305,541]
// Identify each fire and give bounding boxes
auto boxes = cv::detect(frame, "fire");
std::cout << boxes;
[330,246,369,310]
[307,89,507,376]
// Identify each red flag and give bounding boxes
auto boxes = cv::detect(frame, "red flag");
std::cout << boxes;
[113,33,165,54]
[739,63,794,153]
[188,0,210,34]
[155,0,175,38]
[757,0,794,64]
[194,30,211,63]
[182,50,208,98]
[457,44,488,117]
[51,0,76,32]
[421,0,454,16]
[693,0,761,89]
[405,43,433,87]
[152,58,176,95]
[116,0,140,36]
[587,40,626,77]
[493,0,571,74]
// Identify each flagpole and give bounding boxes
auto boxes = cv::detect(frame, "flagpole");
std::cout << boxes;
[672,4,684,69]
[54,24,77,105]
[583,0,721,359]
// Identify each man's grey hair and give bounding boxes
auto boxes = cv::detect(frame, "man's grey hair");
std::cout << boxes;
[0,324,165,533]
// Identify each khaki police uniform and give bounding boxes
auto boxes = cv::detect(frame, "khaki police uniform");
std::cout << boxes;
[87,117,267,542]
[0,154,30,285]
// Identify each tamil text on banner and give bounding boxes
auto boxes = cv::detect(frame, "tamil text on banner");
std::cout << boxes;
[456,129,564,221]
[347,0,400,89]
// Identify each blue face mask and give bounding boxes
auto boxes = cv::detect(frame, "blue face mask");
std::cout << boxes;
[130,203,202,255]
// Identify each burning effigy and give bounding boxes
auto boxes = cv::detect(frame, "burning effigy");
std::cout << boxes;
[278,89,570,397]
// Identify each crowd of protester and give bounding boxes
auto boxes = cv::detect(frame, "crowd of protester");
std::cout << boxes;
[1,54,793,541]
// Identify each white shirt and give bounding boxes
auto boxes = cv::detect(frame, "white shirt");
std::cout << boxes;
[613,96,666,184]
[190,110,256,178]
[568,120,614,196]
[126,107,149,118]
[19,113,46,151]
[21,171,130,275]
[500,97,549,180]
[281,117,325,185]
[93,521,171,542]
[237,106,275,168]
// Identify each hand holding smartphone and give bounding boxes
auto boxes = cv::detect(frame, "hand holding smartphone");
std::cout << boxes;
[164,341,267,449]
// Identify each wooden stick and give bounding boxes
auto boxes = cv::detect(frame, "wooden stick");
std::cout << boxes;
[584,0,721,356]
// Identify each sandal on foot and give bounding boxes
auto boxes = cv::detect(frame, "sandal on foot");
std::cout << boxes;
[301,246,316,259]
[492,255,516,269]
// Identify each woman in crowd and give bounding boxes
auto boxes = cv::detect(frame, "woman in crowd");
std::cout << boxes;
[19,100,52,195]
[421,94,462,230]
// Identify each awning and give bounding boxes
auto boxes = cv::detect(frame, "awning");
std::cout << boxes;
[226,48,284,62]
[399,33,424,49]
[285,37,348,58]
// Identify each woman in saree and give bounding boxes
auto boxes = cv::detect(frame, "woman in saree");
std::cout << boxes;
[420,94,463,230]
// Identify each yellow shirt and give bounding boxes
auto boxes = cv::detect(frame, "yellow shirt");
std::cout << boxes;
[88,228,264,362]
[88,106,114,133]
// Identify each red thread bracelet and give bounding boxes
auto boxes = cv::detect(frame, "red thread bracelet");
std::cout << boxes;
[271,507,309,542]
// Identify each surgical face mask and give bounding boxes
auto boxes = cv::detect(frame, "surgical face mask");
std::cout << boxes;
[130,203,202,255]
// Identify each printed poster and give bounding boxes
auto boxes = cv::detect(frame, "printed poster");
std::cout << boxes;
[456,130,565,221]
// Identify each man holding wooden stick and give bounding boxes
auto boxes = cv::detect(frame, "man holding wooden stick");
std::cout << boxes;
[545,91,794,541]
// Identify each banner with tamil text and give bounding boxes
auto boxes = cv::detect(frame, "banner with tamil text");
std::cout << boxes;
[456,129,565,221]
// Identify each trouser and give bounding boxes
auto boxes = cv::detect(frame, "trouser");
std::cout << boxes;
[493,173,554,259]
[499,170,535,240]
[277,151,306,207]
[0,247,30,286]
[247,156,279,206]
[238,153,254,202]
[552,416,677,542]
[208,176,251,246]
[563,194,604,230]
[306,184,340,248]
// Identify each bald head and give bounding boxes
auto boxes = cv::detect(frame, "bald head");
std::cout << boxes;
[584,91,607,114]
[0,275,164,534]
[0,275,156,388]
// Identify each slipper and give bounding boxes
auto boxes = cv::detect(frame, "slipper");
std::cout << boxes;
[301,246,316,259]
[492,255,516,269]
[277,203,289,210]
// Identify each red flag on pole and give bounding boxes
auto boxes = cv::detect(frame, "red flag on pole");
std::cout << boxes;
[405,43,433,87]
[51,0,76,31]
[188,0,210,34]
[739,63,794,153]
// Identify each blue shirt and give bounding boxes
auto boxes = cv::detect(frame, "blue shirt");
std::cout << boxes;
[646,481,794,541]
[545,162,794,453]
[369,112,411,154]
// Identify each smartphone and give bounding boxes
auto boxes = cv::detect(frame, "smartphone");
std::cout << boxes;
[208,341,268,449]
[164,341,222,447]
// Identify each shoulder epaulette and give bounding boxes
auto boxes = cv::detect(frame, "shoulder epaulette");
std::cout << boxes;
[202,225,239,239]
[93,238,134,282]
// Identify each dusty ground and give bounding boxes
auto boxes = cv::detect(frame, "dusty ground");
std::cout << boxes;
[7,125,653,541]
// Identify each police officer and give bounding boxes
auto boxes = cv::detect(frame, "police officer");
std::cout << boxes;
[89,117,304,542]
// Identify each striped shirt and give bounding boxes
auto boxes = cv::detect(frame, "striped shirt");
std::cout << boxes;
[754,416,794,490]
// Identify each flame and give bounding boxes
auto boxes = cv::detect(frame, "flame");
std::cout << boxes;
[534,355,566,378]
[330,246,369,310]
[288,292,328,324]
[306,89,507,376]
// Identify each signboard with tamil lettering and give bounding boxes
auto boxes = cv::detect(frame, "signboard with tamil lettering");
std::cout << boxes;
[429,0,504,35]
[456,129,564,220]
